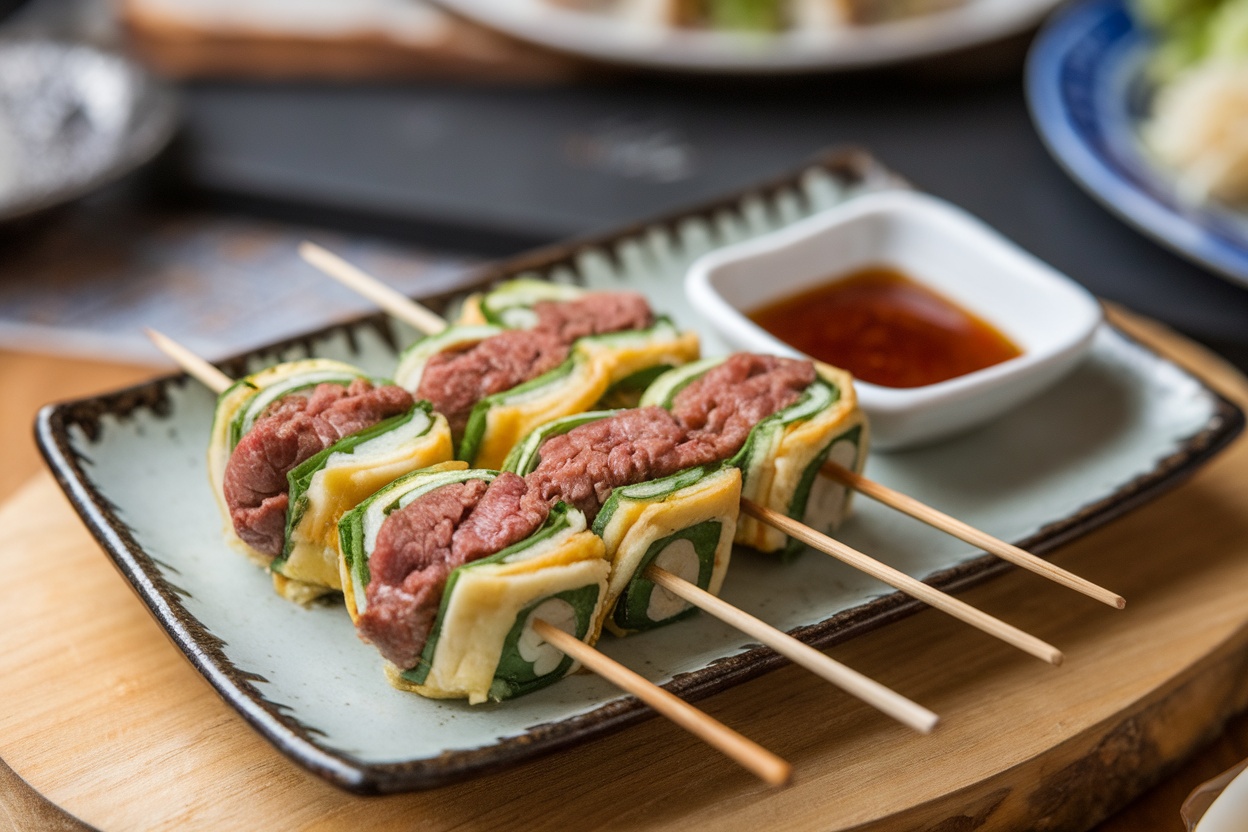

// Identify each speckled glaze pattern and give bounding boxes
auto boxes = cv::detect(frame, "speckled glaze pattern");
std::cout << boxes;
[36,150,1244,794]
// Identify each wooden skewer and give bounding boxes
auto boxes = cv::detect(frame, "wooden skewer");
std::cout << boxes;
[644,566,938,734]
[144,328,791,783]
[822,462,1125,610]
[741,500,1064,666]
[532,619,792,786]
[145,329,232,394]
[298,242,447,336]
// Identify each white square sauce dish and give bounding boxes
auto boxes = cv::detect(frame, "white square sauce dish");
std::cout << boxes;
[685,190,1103,450]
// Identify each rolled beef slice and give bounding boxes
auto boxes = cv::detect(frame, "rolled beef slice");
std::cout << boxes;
[416,330,569,440]
[414,292,656,441]
[526,406,703,522]
[526,355,817,520]
[669,354,815,460]
[223,379,414,557]
[531,292,653,343]
[358,473,549,669]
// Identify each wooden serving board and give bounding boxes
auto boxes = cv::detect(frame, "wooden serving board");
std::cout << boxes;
[5,309,1248,831]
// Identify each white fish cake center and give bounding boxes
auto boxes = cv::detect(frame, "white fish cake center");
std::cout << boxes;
[519,598,578,677]
[804,439,857,534]
[646,538,699,622]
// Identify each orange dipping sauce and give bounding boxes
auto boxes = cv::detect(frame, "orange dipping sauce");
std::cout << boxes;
[748,266,1023,389]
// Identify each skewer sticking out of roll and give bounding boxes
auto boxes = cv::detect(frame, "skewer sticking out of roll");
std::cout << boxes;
[300,243,700,470]
[496,381,938,729]
[336,465,797,781]
[547,453,938,728]
[645,355,1123,608]
[342,460,935,733]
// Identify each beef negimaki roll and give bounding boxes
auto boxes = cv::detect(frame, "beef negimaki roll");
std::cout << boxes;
[504,412,742,637]
[394,280,699,469]
[339,466,611,703]
[208,358,453,604]
[641,354,868,555]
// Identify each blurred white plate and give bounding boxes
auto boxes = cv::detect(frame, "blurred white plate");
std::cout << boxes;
[434,0,1061,72]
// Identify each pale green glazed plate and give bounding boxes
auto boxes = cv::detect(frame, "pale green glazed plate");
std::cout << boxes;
[37,150,1243,793]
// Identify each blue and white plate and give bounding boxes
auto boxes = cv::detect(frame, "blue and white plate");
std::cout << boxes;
[1026,0,1248,289]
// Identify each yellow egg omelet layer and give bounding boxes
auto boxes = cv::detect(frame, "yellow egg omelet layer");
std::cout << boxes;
[597,467,741,636]
[404,529,609,704]
[281,414,454,593]
[736,363,867,553]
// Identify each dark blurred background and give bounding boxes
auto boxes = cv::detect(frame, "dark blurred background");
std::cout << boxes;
[0,0,1246,368]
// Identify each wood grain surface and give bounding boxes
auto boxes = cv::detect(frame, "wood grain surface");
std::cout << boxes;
[0,350,152,504]
[2,311,1248,831]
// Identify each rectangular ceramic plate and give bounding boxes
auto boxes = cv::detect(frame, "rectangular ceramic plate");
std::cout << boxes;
[37,150,1244,794]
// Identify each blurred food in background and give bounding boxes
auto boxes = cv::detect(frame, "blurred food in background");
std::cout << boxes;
[545,0,966,30]
[1134,0,1248,204]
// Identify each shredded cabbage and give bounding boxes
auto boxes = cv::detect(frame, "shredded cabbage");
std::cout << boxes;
[1134,0,1248,202]
[1133,0,1248,79]
[1146,62,1248,202]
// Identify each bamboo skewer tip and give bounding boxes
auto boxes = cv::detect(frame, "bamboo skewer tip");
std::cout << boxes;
[144,329,232,394]
[741,499,1065,667]
[820,462,1125,611]
[532,618,792,787]
[643,565,939,735]
[297,241,447,336]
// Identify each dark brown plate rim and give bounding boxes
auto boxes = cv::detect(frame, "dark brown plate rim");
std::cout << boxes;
[34,148,1246,795]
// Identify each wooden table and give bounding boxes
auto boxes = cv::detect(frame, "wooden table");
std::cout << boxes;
[2,317,1248,829]
[0,349,153,831]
